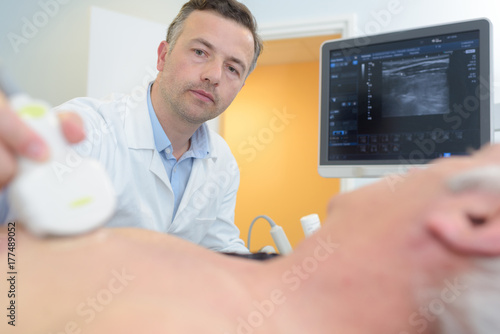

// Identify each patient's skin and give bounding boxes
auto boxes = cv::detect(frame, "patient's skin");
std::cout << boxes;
[2,145,500,334]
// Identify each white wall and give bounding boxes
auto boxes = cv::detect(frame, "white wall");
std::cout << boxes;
[0,0,185,105]
[86,7,164,98]
[0,0,498,104]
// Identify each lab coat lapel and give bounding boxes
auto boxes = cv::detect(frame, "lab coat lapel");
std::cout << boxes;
[176,157,212,215]
[149,150,171,190]
[123,92,171,189]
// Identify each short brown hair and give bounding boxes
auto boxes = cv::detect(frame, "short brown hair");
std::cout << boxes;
[166,0,263,75]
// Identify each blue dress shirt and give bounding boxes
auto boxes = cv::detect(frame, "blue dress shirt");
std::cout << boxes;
[146,82,210,220]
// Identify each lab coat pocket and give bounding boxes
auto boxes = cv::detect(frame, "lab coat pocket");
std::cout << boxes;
[190,216,217,243]
[169,203,218,244]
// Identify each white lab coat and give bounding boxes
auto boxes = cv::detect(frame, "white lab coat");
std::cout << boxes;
[52,90,248,253]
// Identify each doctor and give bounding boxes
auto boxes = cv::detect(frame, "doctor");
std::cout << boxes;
[0,0,263,253]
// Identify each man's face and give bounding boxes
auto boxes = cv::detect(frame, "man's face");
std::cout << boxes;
[155,10,255,125]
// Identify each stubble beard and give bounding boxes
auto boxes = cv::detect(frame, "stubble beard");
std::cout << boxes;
[159,80,224,125]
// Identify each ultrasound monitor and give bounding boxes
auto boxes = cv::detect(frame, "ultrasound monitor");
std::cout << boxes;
[318,19,492,178]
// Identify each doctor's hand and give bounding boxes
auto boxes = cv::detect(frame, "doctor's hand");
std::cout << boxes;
[0,91,85,189]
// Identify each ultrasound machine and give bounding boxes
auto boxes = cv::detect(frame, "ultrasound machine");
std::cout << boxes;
[318,18,492,179]
[247,19,494,255]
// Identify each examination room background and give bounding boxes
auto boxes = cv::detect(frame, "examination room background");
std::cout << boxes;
[1,0,499,250]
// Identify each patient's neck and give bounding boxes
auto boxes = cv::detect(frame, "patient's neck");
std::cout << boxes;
[264,220,456,334]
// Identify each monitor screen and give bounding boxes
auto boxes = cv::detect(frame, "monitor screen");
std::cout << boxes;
[318,19,492,178]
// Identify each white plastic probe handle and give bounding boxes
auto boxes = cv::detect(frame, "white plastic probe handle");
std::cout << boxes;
[270,225,293,255]
[7,94,116,236]
[300,213,322,237]
[10,94,67,172]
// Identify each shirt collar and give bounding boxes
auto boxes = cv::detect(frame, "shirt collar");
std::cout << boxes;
[147,81,210,159]
[188,123,210,159]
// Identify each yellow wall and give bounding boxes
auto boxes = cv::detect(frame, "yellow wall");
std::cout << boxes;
[222,61,340,252]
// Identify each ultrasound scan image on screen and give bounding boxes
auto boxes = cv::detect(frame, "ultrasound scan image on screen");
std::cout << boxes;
[382,55,450,117]
[318,19,492,178]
